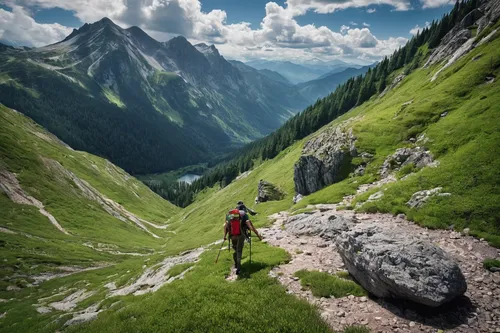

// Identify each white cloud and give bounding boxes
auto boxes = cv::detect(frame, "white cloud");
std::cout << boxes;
[0,5,72,46]
[409,21,431,35]
[366,8,377,14]
[420,0,454,9]
[363,22,370,27]
[285,0,412,15]
[349,21,358,26]
[10,0,127,23]
[4,0,409,62]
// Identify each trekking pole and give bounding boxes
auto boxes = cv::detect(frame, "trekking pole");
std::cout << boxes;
[249,231,252,264]
[215,239,226,264]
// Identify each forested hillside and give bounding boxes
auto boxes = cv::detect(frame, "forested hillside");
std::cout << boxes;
[0,19,309,174]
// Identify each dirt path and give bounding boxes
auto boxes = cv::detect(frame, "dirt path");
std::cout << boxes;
[260,207,500,333]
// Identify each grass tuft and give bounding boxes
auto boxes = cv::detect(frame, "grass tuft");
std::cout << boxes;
[294,270,366,298]
[483,258,500,270]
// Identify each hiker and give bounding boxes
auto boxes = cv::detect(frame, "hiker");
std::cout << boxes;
[236,200,257,216]
[224,203,262,275]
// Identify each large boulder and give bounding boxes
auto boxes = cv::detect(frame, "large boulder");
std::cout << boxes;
[256,180,284,203]
[283,211,467,307]
[336,224,467,307]
[294,126,356,195]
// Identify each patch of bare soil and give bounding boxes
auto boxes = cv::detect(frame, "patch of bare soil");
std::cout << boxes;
[0,169,69,235]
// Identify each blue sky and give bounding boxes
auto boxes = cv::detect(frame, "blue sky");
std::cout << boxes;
[0,0,455,62]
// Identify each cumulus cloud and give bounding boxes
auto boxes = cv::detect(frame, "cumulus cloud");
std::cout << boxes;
[0,5,73,46]
[420,0,454,9]
[3,0,409,62]
[409,21,431,35]
[363,22,370,27]
[366,8,377,13]
[285,0,411,15]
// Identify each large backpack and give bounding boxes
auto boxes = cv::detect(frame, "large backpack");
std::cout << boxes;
[227,209,243,236]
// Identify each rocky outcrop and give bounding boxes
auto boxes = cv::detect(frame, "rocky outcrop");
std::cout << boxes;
[294,126,356,195]
[426,0,500,81]
[380,147,434,178]
[256,180,285,203]
[407,187,451,208]
[336,223,467,307]
[380,74,405,97]
[293,194,303,204]
[283,211,467,307]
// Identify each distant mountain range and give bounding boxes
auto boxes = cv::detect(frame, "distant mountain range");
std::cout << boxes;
[245,59,365,84]
[0,18,310,174]
[296,65,374,102]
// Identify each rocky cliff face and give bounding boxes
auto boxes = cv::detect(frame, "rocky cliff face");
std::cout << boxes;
[294,126,356,195]
[426,0,500,81]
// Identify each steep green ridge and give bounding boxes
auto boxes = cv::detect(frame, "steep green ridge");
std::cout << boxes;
[0,104,179,281]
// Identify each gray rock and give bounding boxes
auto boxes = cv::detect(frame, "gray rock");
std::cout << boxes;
[354,165,366,176]
[285,212,356,241]
[293,194,303,204]
[256,179,284,203]
[294,126,356,195]
[367,191,384,202]
[407,187,451,208]
[336,223,467,307]
[380,147,434,178]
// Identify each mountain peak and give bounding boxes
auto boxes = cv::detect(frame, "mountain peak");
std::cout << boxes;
[168,36,190,45]
[95,17,115,26]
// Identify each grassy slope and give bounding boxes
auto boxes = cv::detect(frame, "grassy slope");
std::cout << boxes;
[0,105,182,330]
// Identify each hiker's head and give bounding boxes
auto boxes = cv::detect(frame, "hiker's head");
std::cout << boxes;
[237,201,244,206]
